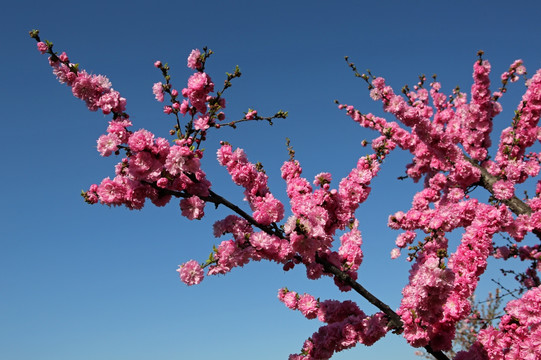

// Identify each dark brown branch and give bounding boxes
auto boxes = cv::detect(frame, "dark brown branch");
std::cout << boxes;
[206,188,282,237]
[315,254,403,330]
[144,180,281,237]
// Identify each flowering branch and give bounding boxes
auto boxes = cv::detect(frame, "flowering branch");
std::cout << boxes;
[466,157,534,216]
[145,173,450,360]
[31,29,541,360]
[465,156,541,242]
[218,110,289,129]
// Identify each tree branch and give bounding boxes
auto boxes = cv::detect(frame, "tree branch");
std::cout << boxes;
[315,255,450,360]
[146,179,450,360]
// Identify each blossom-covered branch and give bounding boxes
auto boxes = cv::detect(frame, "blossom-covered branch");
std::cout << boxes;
[31,28,541,360]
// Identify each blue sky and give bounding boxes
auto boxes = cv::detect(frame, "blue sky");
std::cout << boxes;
[2,1,541,359]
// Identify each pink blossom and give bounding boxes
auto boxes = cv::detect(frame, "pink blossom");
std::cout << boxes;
[127,151,161,181]
[187,49,202,70]
[516,64,526,75]
[317,300,364,323]
[37,41,48,54]
[180,196,205,220]
[177,260,204,285]
[297,293,319,319]
[248,231,274,252]
[127,129,155,152]
[183,72,214,114]
[252,193,285,225]
[193,115,210,131]
[97,133,121,157]
[206,239,249,275]
[152,82,164,102]
[52,63,75,85]
[213,215,252,241]
[187,72,212,92]
[156,177,169,188]
[360,312,388,346]
[96,90,126,114]
[96,177,127,206]
[283,291,298,310]
[71,71,106,111]
[83,184,99,204]
[493,179,515,200]
[338,222,363,270]
[369,88,381,100]
[314,172,332,189]
[58,52,69,62]
[107,119,132,143]
[179,99,190,115]
[245,110,257,119]
[397,255,455,348]
[494,246,511,259]
[395,231,416,248]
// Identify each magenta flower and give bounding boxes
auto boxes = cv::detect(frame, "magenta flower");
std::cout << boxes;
[152,82,164,102]
[493,179,515,200]
[177,260,204,286]
[97,133,121,157]
[37,41,48,54]
[187,49,201,70]
[180,196,205,220]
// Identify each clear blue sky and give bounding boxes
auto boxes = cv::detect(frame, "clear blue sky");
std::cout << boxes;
[2,1,541,359]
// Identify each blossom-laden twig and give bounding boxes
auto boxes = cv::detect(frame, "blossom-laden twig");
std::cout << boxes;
[31,28,541,360]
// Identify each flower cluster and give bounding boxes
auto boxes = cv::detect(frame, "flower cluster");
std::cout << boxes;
[34,40,217,213]
[36,41,127,116]
[278,153,379,287]
[202,219,293,278]
[491,67,541,190]
[217,143,284,225]
[397,255,455,349]
[455,286,541,360]
[278,288,389,360]
[342,55,541,356]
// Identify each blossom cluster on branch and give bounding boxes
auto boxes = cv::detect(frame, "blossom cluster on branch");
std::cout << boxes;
[30,29,541,360]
